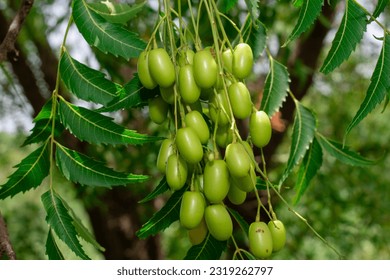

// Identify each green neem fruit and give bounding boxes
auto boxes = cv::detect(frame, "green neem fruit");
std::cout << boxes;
[203,159,230,203]
[176,127,204,164]
[268,220,286,252]
[184,111,210,145]
[178,49,195,66]
[225,142,251,178]
[230,165,256,192]
[215,126,233,148]
[227,181,247,205]
[188,218,208,245]
[148,48,175,88]
[232,43,253,79]
[249,221,273,259]
[179,65,201,104]
[137,51,157,89]
[222,48,233,73]
[205,204,233,241]
[193,49,218,89]
[148,96,168,124]
[166,154,188,191]
[180,191,206,229]
[209,90,230,126]
[156,138,174,173]
[160,86,175,104]
[228,82,252,119]
[249,111,272,148]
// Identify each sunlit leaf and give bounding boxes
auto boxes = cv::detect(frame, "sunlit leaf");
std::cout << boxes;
[373,0,388,19]
[45,229,65,260]
[0,141,49,199]
[294,137,323,204]
[42,190,90,260]
[60,50,120,106]
[320,0,367,74]
[56,143,148,187]
[261,57,290,116]
[346,33,390,135]
[184,234,227,260]
[72,0,146,59]
[284,0,323,46]
[136,186,187,239]
[88,1,146,24]
[139,176,169,203]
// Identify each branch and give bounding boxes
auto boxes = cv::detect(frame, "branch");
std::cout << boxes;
[0,211,16,260]
[0,0,34,62]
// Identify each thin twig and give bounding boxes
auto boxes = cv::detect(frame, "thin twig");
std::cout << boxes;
[0,0,35,62]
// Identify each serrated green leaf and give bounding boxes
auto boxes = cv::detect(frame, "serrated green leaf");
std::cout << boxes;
[72,0,146,59]
[139,176,169,203]
[0,141,50,199]
[320,0,368,74]
[293,0,304,7]
[279,101,317,186]
[58,98,159,145]
[346,33,390,134]
[60,50,120,106]
[227,207,249,234]
[42,190,90,260]
[23,98,64,146]
[45,229,65,260]
[243,19,267,59]
[316,133,376,166]
[96,74,148,112]
[136,186,187,239]
[55,142,148,187]
[373,0,388,19]
[284,0,323,46]
[244,0,260,27]
[260,57,290,116]
[88,1,146,24]
[184,234,227,260]
[293,137,323,204]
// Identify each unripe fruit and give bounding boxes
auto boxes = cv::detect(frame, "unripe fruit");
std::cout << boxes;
[178,49,195,66]
[156,138,174,173]
[184,111,210,145]
[179,65,201,104]
[180,191,206,229]
[268,220,286,252]
[209,90,230,126]
[222,48,233,73]
[205,204,233,241]
[160,86,174,104]
[137,51,157,89]
[225,142,251,178]
[228,82,252,119]
[148,48,176,88]
[188,218,208,245]
[249,221,273,259]
[203,159,230,203]
[148,96,168,124]
[232,43,253,79]
[231,165,256,192]
[193,49,218,89]
[176,127,204,164]
[215,126,233,148]
[166,154,188,190]
[227,181,247,205]
[249,111,272,148]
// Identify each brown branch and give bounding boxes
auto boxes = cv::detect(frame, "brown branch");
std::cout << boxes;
[0,211,16,260]
[0,0,34,62]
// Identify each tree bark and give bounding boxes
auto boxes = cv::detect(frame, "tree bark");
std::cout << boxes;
[0,211,16,260]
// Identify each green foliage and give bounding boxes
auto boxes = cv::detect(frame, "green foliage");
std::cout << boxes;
[184,234,227,260]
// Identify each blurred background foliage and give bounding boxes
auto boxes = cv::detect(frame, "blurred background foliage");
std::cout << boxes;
[0,0,389,259]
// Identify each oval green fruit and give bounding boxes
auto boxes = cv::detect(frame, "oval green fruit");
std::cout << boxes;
[176,127,204,164]
[227,181,246,205]
[180,191,206,229]
[193,49,218,89]
[178,49,195,66]
[166,154,188,191]
[205,204,233,241]
[203,159,230,203]
[156,138,174,173]
[137,51,157,89]
[184,111,210,145]
[188,218,208,245]
[232,43,253,79]
[209,90,230,126]
[215,126,233,148]
[148,48,176,88]
[231,165,256,192]
[225,142,251,178]
[179,65,201,104]
[148,96,168,124]
[268,220,286,252]
[222,48,233,73]
[249,221,273,259]
[160,86,175,104]
[249,111,272,148]
[228,82,252,119]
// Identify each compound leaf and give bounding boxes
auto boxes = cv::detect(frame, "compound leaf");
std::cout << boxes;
[320,0,368,74]
[72,0,146,59]
[88,1,146,25]
[184,234,227,260]
[45,229,65,260]
[139,176,169,204]
[55,143,148,187]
